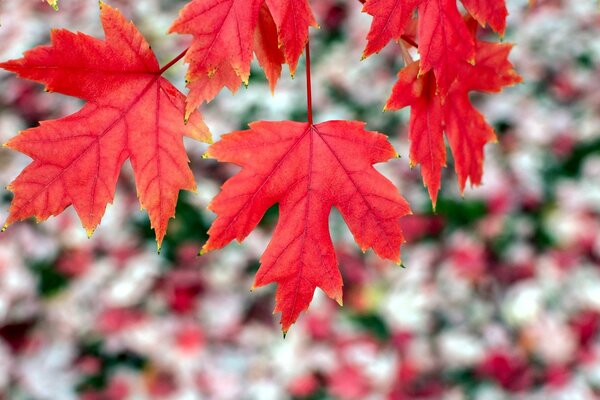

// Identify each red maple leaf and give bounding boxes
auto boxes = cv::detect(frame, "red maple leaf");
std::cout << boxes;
[0,3,211,248]
[362,0,476,93]
[385,39,522,206]
[169,0,316,117]
[201,121,411,332]
[361,0,421,58]
[461,0,508,35]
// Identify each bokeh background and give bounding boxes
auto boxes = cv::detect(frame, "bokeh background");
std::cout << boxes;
[0,0,599,399]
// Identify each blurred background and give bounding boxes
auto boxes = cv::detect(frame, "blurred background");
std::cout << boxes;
[0,0,599,399]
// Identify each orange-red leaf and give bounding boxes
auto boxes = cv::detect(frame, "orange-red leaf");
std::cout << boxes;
[264,0,317,75]
[461,0,508,35]
[386,41,521,206]
[363,0,475,93]
[202,121,411,332]
[361,0,422,58]
[254,3,285,94]
[169,0,316,116]
[169,0,262,116]
[417,0,475,93]
[1,3,211,248]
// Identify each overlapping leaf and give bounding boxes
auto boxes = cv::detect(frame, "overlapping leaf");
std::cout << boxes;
[0,3,211,248]
[169,0,317,117]
[363,0,478,93]
[385,39,522,206]
[462,0,508,34]
[202,121,411,332]
[363,0,519,203]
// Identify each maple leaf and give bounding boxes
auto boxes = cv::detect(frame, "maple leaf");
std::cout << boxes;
[461,0,508,35]
[254,3,285,94]
[362,0,475,93]
[264,0,317,73]
[361,0,422,59]
[385,40,522,206]
[202,121,411,332]
[0,2,211,248]
[169,0,316,117]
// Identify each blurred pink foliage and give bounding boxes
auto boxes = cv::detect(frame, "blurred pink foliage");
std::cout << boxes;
[0,0,599,399]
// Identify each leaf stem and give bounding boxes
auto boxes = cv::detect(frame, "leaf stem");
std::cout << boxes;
[305,41,313,125]
[159,47,189,75]
[399,40,414,66]
[400,35,418,49]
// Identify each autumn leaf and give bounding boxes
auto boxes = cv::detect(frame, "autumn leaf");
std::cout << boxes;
[0,2,211,249]
[201,120,411,332]
[461,0,508,35]
[362,0,475,93]
[169,0,316,117]
[361,0,422,59]
[418,0,476,92]
[264,0,318,74]
[254,2,286,93]
[385,40,522,206]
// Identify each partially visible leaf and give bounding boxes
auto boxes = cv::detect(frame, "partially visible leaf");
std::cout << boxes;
[386,40,521,206]
[264,0,318,75]
[461,0,508,35]
[362,0,475,93]
[254,3,285,94]
[170,0,317,116]
[361,0,422,58]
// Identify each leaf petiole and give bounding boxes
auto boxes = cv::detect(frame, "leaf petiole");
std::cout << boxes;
[158,47,190,75]
[305,41,313,125]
